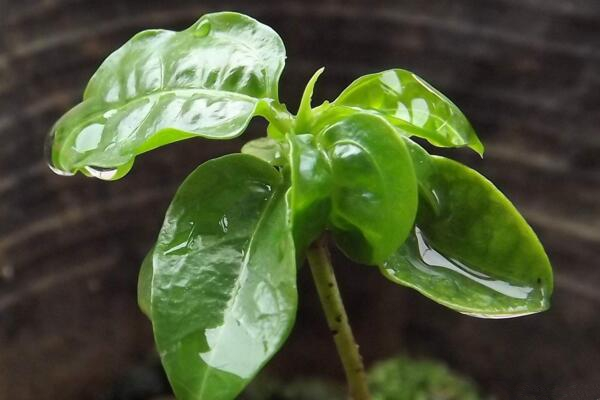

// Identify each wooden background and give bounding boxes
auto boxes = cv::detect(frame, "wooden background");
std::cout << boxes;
[1,1,599,399]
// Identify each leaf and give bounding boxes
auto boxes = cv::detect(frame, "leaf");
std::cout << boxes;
[286,134,332,256]
[241,137,287,166]
[85,13,285,102]
[402,137,438,212]
[151,154,297,400]
[381,156,553,317]
[48,12,286,179]
[334,69,484,155]
[137,248,153,319]
[317,112,418,265]
[295,67,325,133]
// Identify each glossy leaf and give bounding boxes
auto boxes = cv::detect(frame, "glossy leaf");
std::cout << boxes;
[382,156,553,317]
[151,154,297,400]
[241,137,287,166]
[317,112,418,265]
[402,137,439,212]
[334,69,484,155]
[47,12,286,179]
[85,12,285,101]
[286,134,332,255]
[137,248,153,319]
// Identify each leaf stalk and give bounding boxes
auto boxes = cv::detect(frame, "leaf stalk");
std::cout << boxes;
[306,235,372,400]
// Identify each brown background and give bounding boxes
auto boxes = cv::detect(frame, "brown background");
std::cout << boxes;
[1,0,600,399]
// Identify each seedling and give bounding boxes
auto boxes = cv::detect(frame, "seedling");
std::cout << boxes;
[47,12,553,400]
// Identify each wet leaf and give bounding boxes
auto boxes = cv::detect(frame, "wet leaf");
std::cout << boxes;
[334,69,484,155]
[286,134,332,256]
[401,137,438,212]
[241,137,287,166]
[317,112,418,265]
[137,248,153,319]
[48,12,286,179]
[382,156,553,317]
[151,154,297,400]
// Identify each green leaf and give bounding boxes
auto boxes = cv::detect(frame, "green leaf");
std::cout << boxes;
[85,12,285,102]
[286,134,332,256]
[402,137,439,212]
[317,112,418,265]
[151,154,297,400]
[48,12,286,179]
[382,156,553,317]
[295,67,325,133]
[137,248,153,319]
[241,137,287,166]
[334,69,484,155]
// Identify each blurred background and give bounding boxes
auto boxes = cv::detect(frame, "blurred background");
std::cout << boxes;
[1,0,599,399]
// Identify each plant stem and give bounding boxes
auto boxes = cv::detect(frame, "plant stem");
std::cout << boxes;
[306,235,372,400]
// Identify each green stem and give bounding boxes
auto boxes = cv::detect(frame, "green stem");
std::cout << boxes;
[306,235,372,400]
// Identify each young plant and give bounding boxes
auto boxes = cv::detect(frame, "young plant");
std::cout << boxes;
[47,12,553,400]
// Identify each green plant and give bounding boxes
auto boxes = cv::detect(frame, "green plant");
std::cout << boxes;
[368,355,484,400]
[47,11,553,400]
[239,354,485,400]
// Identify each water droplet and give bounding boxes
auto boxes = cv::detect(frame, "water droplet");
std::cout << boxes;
[45,125,75,176]
[81,161,134,181]
[384,227,548,318]
[460,310,538,319]
[48,163,75,176]
[413,227,534,300]
[219,216,229,233]
[83,166,119,180]
[193,20,211,37]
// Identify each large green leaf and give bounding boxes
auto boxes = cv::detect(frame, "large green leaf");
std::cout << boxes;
[47,12,286,179]
[334,69,484,155]
[317,112,418,265]
[382,156,553,317]
[151,154,297,400]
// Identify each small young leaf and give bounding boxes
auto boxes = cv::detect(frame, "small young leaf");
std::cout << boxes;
[151,154,297,400]
[317,112,418,265]
[241,137,287,166]
[295,67,325,133]
[382,156,553,317]
[48,12,286,179]
[334,69,484,155]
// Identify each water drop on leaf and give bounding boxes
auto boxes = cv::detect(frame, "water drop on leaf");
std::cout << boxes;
[83,166,119,180]
[48,163,75,177]
[45,127,75,176]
